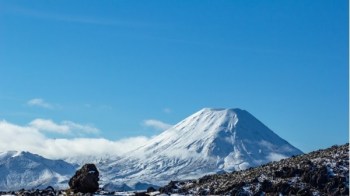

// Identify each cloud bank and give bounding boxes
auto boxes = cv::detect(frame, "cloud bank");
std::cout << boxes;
[29,119,99,135]
[0,120,150,160]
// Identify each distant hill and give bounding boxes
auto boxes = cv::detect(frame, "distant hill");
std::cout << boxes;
[0,151,76,191]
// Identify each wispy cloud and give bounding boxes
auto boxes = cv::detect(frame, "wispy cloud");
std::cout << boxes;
[143,119,172,131]
[0,120,150,159]
[27,98,54,109]
[5,5,151,28]
[163,108,172,114]
[29,119,99,135]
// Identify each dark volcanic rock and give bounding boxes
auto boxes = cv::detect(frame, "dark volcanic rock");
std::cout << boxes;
[69,163,99,193]
[159,143,349,195]
[159,181,179,193]
[147,186,156,193]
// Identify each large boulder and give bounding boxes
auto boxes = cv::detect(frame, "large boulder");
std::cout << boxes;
[69,164,99,193]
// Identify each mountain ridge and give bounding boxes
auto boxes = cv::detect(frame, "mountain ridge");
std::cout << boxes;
[0,151,77,191]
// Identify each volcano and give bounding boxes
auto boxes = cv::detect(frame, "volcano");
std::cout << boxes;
[100,108,303,190]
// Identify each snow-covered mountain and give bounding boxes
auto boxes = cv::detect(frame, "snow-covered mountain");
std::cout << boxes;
[0,108,303,191]
[100,108,303,190]
[0,151,77,191]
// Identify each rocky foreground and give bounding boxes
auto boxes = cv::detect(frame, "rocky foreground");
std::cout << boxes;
[159,143,349,195]
[0,144,348,196]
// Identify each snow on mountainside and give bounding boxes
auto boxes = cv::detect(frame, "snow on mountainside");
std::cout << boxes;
[65,154,119,166]
[0,108,303,191]
[0,151,77,191]
[100,108,303,190]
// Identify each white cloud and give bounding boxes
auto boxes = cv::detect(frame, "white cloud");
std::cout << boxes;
[28,119,99,135]
[0,120,47,154]
[29,119,70,134]
[43,136,149,159]
[0,120,150,159]
[27,98,54,109]
[61,121,99,134]
[143,119,172,131]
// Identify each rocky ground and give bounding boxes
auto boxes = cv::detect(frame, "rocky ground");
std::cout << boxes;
[0,144,348,196]
[159,143,349,195]
[0,187,154,196]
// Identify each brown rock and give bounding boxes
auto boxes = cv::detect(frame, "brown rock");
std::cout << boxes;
[69,164,99,193]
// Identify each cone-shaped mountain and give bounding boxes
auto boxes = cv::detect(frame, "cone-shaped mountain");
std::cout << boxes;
[101,108,302,189]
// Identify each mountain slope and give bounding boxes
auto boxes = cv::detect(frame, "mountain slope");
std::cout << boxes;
[100,108,302,189]
[0,151,77,191]
[159,143,349,195]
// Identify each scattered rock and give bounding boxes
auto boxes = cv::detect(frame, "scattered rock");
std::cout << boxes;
[159,143,349,195]
[147,186,156,192]
[158,180,179,194]
[260,179,273,192]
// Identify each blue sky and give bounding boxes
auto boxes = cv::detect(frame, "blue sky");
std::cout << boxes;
[0,0,348,154]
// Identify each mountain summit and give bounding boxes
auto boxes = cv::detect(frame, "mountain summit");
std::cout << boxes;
[101,108,303,189]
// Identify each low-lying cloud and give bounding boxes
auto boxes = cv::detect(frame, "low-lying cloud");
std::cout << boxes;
[29,119,99,135]
[143,119,172,131]
[0,119,150,160]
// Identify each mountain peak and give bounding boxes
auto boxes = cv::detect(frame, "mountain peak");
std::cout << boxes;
[136,107,302,161]
[195,108,247,121]
[199,107,243,113]
[200,107,226,111]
